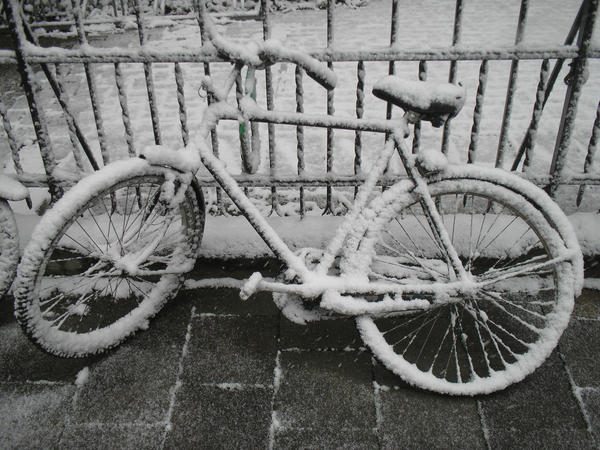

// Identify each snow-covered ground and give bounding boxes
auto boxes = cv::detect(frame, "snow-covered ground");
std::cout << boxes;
[2,0,600,255]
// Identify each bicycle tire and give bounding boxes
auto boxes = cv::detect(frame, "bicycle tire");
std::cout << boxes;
[341,167,580,395]
[0,199,19,298]
[14,158,205,357]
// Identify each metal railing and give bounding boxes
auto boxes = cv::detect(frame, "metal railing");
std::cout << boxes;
[1,0,599,214]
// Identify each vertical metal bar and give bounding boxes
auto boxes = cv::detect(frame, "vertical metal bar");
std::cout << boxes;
[195,0,223,213]
[0,95,30,213]
[576,99,600,206]
[550,0,599,196]
[3,0,62,200]
[0,97,22,173]
[295,66,305,216]
[441,0,463,155]
[412,60,427,154]
[510,4,584,170]
[261,0,279,214]
[72,0,110,165]
[111,0,119,16]
[134,0,162,145]
[55,63,86,172]
[0,96,30,202]
[385,0,399,124]
[174,62,189,146]
[20,16,99,171]
[467,60,488,164]
[324,0,335,213]
[541,2,584,111]
[511,59,550,172]
[235,72,254,174]
[114,62,135,157]
[354,61,365,197]
[495,0,529,168]
[120,0,128,15]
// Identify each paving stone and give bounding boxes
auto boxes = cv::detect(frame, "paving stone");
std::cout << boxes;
[479,354,594,449]
[274,427,379,449]
[0,322,97,383]
[71,301,193,424]
[181,314,278,385]
[0,382,74,449]
[165,384,272,448]
[379,385,484,448]
[60,423,165,449]
[275,351,375,432]
[580,388,600,445]
[280,317,362,351]
[573,288,600,319]
[370,361,485,448]
[560,318,600,387]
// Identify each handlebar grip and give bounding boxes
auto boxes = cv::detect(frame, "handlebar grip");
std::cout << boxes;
[262,41,337,90]
[301,59,337,91]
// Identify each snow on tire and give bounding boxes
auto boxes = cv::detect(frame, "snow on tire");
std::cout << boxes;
[342,168,579,395]
[14,159,205,357]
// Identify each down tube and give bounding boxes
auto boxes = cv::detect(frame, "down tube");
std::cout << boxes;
[196,138,312,280]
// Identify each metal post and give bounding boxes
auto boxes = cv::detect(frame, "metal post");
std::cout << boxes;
[261,0,280,215]
[72,0,110,165]
[412,60,427,154]
[195,0,223,214]
[576,99,600,205]
[512,59,550,172]
[354,61,365,197]
[440,0,463,155]
[549,0,598,196]
[134,0,162,145]
[495,0,529,168]
[3,0,62,201]
[324,0,335,214]
[467,60,488,164]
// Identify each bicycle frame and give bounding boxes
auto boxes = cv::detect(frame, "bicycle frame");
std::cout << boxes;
[188,61,471,302]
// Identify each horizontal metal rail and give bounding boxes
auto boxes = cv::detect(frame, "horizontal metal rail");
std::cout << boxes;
[15,171,600,188]
[1,44,597,64]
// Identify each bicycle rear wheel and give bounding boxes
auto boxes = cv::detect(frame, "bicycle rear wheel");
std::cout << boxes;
[0,199,19,298]
[14,159,205,357]
[342,169,579,395]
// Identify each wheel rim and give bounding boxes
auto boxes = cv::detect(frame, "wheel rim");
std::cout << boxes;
[354,183,573,393]
[30,175,200,342]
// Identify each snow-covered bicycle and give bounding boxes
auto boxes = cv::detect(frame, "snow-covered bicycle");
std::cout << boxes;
[14,4,583,395]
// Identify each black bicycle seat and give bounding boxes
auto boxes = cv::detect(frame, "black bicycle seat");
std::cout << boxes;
[373,76,466,127]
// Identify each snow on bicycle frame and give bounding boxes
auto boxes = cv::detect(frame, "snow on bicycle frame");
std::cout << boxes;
[135,3,574,317]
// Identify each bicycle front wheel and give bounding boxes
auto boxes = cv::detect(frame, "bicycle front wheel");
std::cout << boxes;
[0,199,19,298]
[342,169,579,395]
[14,159,205,357]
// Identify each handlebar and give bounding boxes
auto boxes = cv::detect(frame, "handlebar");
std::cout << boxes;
[199,3,337,90]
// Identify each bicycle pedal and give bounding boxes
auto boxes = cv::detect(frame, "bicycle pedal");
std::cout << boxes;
[240,272,263,301]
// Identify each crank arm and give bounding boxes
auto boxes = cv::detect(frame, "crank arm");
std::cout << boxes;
[320,290,432,316]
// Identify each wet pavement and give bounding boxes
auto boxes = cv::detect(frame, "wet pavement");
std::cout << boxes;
[1,258,599,449]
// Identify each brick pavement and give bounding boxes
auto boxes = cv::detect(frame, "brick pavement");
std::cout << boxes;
[1,258,599,449]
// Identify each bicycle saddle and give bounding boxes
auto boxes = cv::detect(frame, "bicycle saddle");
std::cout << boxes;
[373,76,466,127]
